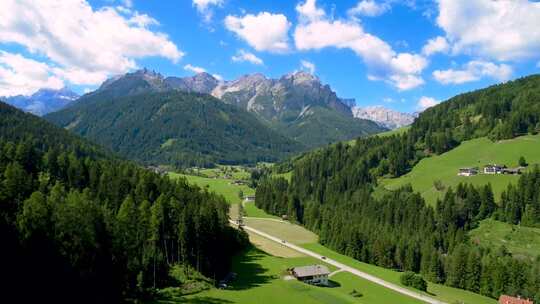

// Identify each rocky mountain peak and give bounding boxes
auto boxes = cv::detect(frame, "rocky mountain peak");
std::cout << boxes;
[352,105,415,129]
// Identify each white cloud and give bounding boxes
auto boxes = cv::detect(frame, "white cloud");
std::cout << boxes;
[348,0,390,17]
[296,0,325,22]
[225,12,291,53]
[0,51,64,96]
[0,0,183,87]
[193,0,223,22]
[422,36,449,56]
[417,96,439,110]
[232,50,264,65]
[212,74,223,81]
[300,60,316,74]
[433,60,512,85]
[184,64,207,74]
[294,0,426,90]
[437,0,540,61]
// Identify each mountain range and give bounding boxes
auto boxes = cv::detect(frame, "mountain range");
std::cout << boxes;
[352,105,416,129]
[89,69,386,147]
[45,87,304,168]
[2,88,79,116]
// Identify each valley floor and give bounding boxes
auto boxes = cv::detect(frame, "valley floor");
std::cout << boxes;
[166,170,498,304]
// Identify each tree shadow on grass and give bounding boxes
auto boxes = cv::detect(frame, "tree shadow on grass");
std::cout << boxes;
[228,245,274,291]
[177,296,235,304]
[326,280,341,288]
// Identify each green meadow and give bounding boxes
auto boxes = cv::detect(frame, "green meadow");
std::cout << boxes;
[380,134,540,206]
[470,219,540,260]
[169,172,254,205]
[178,248,424,304]
[243,202,279,219]
[301,243,497,304]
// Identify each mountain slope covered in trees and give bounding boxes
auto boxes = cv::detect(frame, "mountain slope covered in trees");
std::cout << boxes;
[0,101,247,303]
[255,75,540,302]
[45,88,304,168]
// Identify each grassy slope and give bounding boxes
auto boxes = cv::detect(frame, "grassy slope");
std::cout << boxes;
[470,219,540,259]
[380,134,540,206]
[302,243,496,304]
[244,202,280,219]
[169,172,254,205]
[181,248,423,304]
[243,218,318,244]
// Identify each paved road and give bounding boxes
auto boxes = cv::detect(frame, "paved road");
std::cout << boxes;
[230,220,447,304]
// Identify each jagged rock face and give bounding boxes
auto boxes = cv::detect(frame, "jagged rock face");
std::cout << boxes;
[165,72,220,94]
[352,105,415,129]
[2,88,79,116]
[211,71,352,122]
[84,69,386,147]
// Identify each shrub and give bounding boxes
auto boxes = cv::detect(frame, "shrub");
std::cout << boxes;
[400,272,428,292]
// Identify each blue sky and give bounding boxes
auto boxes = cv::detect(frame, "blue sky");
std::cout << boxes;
[1,0,540,113]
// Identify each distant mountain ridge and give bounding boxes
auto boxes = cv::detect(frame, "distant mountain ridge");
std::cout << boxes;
[2,88,79,116]
[84,69,385,148]
[352,105,416,129]
[45,89,304,168]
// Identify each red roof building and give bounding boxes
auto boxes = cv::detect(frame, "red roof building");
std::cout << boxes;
[499,295,534,304]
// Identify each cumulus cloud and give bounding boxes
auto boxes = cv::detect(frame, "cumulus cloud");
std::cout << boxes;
[225,12,291,53]
[193,0,223,22]
[0,0,183,87]
[436,0,540,61]
[422,36,449,56]
[294,0,427,90]
[296,0,325,22]
[300,60,316,74]
[184,64,207,74]
[433,60,512,85]
[348,0,391,17]
[0,51,64,96]
[417,96,439,110]
[232,50,264,65]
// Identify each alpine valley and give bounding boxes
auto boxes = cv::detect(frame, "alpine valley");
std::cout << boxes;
[2,2,540,304]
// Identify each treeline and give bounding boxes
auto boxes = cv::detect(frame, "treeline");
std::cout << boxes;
[495,168,540,227]
[256,178,540,300]
[0,103,247,303]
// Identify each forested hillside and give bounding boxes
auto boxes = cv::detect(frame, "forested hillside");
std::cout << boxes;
[45,90,304,168]
[255,75,540,301]
[0,102,247,303]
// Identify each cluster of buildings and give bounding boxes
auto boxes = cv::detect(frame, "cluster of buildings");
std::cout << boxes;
[458,164,524,177]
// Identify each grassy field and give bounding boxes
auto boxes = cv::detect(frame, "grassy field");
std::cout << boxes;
[243,202,280,219]
[246,231,304,258]
[169,172,254,205]
[470,219,540,260]
[177,248,424,304]
[243,218,318,244]
[374,126,411,138]
[380,134,540,206]
[302,243,497,304]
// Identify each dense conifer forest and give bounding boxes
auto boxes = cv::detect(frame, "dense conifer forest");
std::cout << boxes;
[256,75,540,301]
[45,90,305,168]
[0,102,247,303]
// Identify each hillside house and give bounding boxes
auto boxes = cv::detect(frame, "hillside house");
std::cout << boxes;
[291,265,330,286]
[243,195,255,202]
[484,164,505,174]
[499,295,534,304]
[458,167,478,176]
